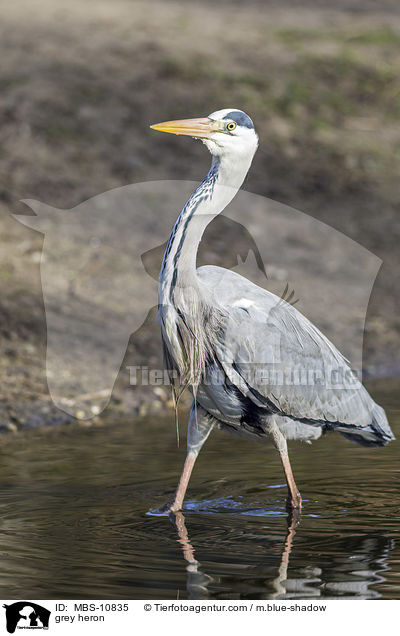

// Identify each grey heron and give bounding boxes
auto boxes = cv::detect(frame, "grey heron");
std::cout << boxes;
[151,108,395,513]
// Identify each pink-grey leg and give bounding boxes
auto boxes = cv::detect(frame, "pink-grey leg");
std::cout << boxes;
[165,403,215,513]
[269,418,302,511]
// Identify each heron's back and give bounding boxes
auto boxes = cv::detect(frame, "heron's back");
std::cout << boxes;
[196,265,394,447]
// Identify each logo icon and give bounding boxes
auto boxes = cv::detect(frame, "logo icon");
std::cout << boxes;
[3,602,50,633]
[14,182,381,417]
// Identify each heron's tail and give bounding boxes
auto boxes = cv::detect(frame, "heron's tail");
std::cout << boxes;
[337,403,395,447]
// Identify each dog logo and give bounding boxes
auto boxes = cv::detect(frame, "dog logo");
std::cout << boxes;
[3,602,50,633]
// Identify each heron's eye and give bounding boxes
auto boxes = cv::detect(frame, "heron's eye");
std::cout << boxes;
[226,122,236,132]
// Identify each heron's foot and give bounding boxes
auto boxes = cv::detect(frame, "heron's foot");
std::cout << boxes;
[285,492,302,513]
[287,505,302,528]
[158,499,181,515]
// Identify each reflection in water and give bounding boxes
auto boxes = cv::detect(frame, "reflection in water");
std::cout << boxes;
[0,385,397,599]
[270,511,298,599]
[174,512,213,599]
[171,510,300,599]
[170,508,394,600]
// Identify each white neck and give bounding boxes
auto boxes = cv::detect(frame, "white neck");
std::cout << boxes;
[159,147,255,303]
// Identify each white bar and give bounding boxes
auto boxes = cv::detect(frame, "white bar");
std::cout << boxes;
[1,599,398,636]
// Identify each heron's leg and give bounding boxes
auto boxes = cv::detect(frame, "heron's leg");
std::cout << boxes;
[269,419,302,511]
[166,402,215,513]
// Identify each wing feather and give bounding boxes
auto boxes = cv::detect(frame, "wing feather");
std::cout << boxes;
[197,265,392,439]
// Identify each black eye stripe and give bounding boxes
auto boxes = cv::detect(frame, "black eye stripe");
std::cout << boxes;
[222,110,254,129]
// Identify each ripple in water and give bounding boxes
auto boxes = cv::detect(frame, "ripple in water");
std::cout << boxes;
[0,382,398,599]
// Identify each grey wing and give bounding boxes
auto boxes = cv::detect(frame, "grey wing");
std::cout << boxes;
[198,266,394,444]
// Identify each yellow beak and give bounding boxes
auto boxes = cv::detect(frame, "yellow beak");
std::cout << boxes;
[150,117,217,138]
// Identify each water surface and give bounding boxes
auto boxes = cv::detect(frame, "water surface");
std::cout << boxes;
[0,380,399,599]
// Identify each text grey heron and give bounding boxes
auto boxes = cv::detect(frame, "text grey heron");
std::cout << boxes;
[151,108,394,513]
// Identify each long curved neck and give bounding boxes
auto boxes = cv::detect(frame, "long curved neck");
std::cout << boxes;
[159,150,253,301]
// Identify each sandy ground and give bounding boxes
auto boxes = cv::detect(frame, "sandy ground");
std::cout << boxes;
[1,0,399,430]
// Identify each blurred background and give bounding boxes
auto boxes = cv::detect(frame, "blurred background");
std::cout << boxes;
[1,0,400,602]
[0,0,399,427]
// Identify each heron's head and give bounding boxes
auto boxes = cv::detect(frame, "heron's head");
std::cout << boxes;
[150,108,258,160]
